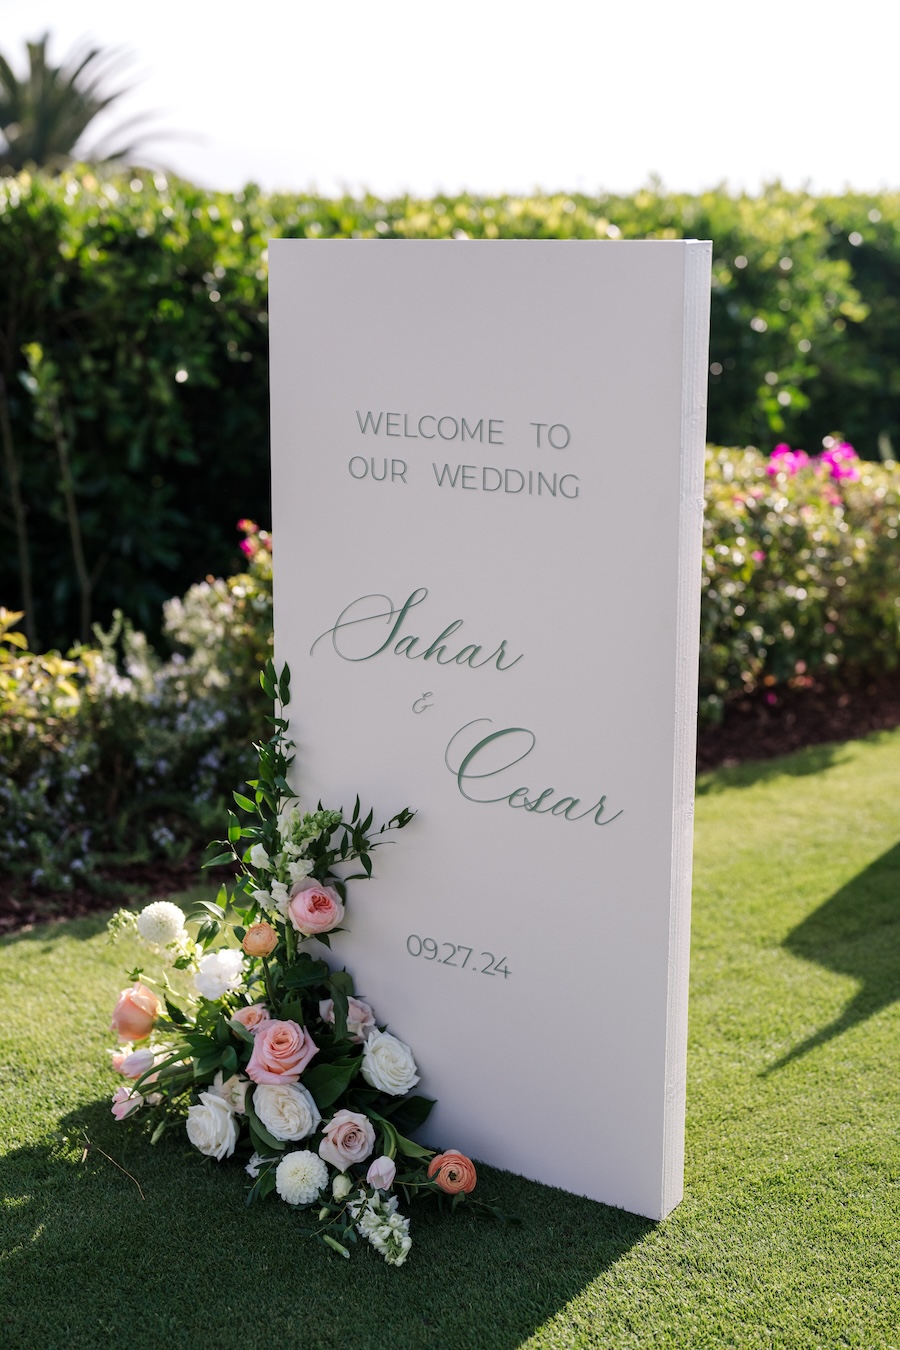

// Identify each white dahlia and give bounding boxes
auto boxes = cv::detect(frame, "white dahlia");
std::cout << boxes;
[136,901,188,948]
[275,1150,329,1206]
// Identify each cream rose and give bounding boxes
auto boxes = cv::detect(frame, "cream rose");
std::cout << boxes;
[246,1018,318,1084]
[186,1091,239,1160]
[360,1031,420,1096]
[253,1082,321,1141]
[318,1109,376,1170]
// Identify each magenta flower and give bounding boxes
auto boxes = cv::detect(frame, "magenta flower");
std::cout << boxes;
[767,443,809,476]
[751,550,766,563]
[239,538,254,557]
[820,441,859,481]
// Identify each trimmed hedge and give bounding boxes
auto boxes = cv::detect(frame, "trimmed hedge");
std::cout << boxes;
[1,170,899,649]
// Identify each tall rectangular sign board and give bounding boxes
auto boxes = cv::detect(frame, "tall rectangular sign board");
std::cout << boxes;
[269,239,711,1219]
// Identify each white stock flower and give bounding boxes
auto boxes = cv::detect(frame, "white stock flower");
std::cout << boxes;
[245,1151,277,1179]
[354,1192,412,1265]
[271,880,290,917]
[186,1091,239,1160]
[194,949,245,1000]
[249,843,271,871]
[253,1082,321,1141]
[136,901,188,948]
[275,1150,329,1205]
[361,1031,420,1096]
[251,887,272,908]
[287,858,313,885]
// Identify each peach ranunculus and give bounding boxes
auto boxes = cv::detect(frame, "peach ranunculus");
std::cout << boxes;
[242,922,278,957]
[110,982,163,1043]
[318,1109,375,1171]
[231,1003,271,1035]
[427,1150,477,1194]
[287,878,345,936]
[246,1018,318,1084]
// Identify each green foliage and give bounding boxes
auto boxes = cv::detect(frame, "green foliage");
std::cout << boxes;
[1,169,898,650]
[700,446,900,722]
[0,524,272,890]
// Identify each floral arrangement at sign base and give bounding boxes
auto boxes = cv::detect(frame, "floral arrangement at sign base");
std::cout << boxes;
[105,662,506,1264]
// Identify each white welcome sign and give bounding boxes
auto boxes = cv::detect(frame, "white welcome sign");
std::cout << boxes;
[269,239,711,1220]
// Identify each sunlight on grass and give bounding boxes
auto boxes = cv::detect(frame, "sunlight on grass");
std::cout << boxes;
[2,729,900,1348]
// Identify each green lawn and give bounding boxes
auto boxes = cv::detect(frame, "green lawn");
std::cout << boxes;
[2,731,899,1349]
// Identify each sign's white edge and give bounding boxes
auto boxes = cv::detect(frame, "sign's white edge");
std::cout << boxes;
[660,239,712,1217]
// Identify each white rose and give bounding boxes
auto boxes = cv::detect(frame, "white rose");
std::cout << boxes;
[186,1091,239,1160]
[253,1082,321,1141]
[249,843,271,871]
[211,1070,250,1114]
[360,1031,420,1096]
[194,949,245,1000]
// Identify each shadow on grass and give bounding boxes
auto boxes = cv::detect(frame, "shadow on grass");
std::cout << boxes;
[764,840,900,1074]
[0,912,113,949]
[1,1100,652,1350]
[696,739,846,795]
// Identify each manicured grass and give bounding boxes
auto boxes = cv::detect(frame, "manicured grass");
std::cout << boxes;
[2,734,899,1349]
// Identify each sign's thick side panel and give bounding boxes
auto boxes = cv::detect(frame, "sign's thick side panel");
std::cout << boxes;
[269,240,710,1220]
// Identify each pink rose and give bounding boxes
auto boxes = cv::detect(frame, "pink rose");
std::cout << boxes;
[246,1019,318,1084]
[318,1109,376,1171]
[318,996,376,1042]
[110,983,163,1043]
[111,1085,143,1120]
[231,1003,271,1035]
[366,1155,396,1190]
[287,878,345,936]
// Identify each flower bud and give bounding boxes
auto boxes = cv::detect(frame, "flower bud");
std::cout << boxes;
[332,1173,352,1201]
[318,1206,330,1222]
[242,922,278,957]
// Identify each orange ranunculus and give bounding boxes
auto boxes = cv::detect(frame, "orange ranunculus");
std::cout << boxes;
[242,922,278,957]
[110,982,162,1043]
[427,1150,477,1194]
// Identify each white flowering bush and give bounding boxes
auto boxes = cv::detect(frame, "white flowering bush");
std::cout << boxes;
[0,524,273,892]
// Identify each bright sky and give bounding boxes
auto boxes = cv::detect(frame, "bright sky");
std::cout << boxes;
[2,0,898,199]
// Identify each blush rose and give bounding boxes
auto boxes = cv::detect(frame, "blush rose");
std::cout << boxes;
[110,982,163,1043]
[231,1003,271,1035]
[318,1109,376,1171]
[287,878,345,936]
[246,1018,318,1084]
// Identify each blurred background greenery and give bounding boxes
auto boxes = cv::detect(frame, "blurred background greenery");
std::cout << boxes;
[1,169,899,651]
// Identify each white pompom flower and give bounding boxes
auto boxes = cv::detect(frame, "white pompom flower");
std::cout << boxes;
[136,901,187,949]
[275,1150,329,1206]
[194,949,245,1000]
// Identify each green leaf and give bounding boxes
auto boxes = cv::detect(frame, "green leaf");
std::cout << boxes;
[387,1095,436,1133]
[233,791,255,812]
[246,1096,286,1151]
[221,1045,238,1075]
[203,851,234,869]
[164,998,188,1025]
[302,1059,358,1109]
